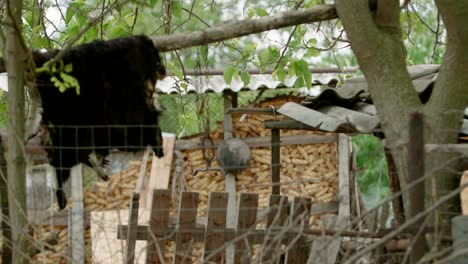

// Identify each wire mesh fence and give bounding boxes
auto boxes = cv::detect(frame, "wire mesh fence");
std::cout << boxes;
[0,91,467,263]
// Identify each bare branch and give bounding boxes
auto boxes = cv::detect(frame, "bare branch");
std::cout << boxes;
[152,5,337,51]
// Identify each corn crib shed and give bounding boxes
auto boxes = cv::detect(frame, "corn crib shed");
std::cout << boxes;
[4,65,468,263]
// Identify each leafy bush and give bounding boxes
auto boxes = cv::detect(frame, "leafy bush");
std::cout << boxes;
[352,134,391,209]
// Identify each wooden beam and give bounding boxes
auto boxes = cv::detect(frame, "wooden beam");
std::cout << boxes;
[425,144,468,156]
[172,67,358,76]
[175,134,338,150]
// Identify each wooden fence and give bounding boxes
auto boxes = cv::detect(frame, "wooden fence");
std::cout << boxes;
[117,189,346,264]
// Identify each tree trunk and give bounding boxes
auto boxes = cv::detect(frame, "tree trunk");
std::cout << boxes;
[5,0,30,263]
[335,0,468,256]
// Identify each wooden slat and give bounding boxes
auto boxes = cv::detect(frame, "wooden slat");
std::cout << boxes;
[284,197,312,264]
[261,195,288,264]
[175,134,338,150]
[234,193,259,264]
[135,147,152,194]
[203,192,229,263]
[271,128,281,195]
[146,189,172,264]
[68,164,85,264]
[125,193,141,264]
[307,215,348,264]
[143,133,175,211]
[173,192,199,264]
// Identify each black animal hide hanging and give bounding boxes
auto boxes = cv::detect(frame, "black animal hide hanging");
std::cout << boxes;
[32,35,166,209]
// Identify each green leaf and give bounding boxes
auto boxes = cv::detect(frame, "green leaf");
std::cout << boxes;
[66,2,82,24]
[200,46,208,65]
[305,48,320,58]
[241,71,250,86]
[293,59,312,88]
[223,66,236,84]
[172,1,183,18]
[247,9,255,19]
[255,8,269,17]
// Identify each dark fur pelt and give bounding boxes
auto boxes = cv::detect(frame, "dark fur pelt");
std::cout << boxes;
[33,35,165,209]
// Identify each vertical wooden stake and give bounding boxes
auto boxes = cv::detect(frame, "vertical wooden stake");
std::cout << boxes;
[271,128,281,195]
[408,112,427,263]
[146,189,172,264]
[68,164,85,264]
[234,193,258,264]
[224,91,237,264]
[203,192,229,263]
[125,193,140,264]
[173,192,199,264]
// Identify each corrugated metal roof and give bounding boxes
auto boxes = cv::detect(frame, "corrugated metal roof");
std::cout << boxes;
[155,73,339,94]
[278,64,468,137]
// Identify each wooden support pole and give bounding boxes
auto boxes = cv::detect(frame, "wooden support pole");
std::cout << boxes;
[271,128,281,195]
[68,164,85,264]
[407,112,427,263]
[223,91,237,264]
[146,189,172,264]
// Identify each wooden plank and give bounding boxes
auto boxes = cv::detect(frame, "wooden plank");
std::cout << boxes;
[307,215,348,264]
[224,91,237,264]
[91,210,148,263]
[146,189,172,264]
[203,192,229,263]
[234,193,259,264]
[261,195,288,264]
[425,143,468,156]
[135,147,152,194]
[143,133,176,211]
[173,192,199,264]
[175,134,338,150]
[68,164,85,264]
[125,193,141,264]
[271,128,281,195]
[284,197,312,264]
[338,134,351,219]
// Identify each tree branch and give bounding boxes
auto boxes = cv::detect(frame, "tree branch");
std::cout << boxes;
[152,5,337,51]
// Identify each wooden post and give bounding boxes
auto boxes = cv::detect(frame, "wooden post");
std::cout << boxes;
[408,112,427,263]
[338,134,351,220]
[284,197,311,264]
[146,189,172,264]
[271,128,281,195]
[173,192,199,264]
[234,193,259,264]
[224,91,237,264]
[203,192,229,263]
[125,193,140,264]
[68,164,85,264]
[261,195,288,263]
